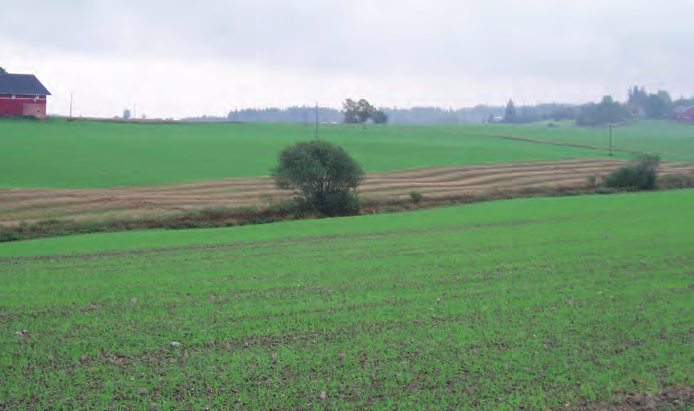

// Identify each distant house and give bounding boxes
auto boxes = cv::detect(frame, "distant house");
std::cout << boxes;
[674,106,694,122]
[0,73,51,118]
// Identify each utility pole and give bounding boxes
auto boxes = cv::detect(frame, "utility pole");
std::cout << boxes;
[315,102,319,139]
[608,123,613,156]
[69,92,74,119]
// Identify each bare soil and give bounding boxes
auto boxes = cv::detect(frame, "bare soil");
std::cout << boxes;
[1,158,692,225]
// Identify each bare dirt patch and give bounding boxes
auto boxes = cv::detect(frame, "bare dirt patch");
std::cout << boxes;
[1,158,692,225]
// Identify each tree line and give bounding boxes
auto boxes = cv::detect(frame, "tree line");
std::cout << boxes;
[183,86,694,126]
[216,104,555,124]
[499,86,693,126]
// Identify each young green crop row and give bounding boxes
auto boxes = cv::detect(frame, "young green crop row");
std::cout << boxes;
[1,191,692,409]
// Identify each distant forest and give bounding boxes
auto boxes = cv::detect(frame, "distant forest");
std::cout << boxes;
[183,87,694,126]
[185,104,570,124]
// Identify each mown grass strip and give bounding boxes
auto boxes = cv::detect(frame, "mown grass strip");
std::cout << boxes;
[2,174,693,245]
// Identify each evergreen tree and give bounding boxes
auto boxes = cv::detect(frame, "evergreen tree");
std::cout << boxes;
[503,100,516,123]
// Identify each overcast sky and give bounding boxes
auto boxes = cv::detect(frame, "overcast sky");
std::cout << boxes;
[2,0,693,119]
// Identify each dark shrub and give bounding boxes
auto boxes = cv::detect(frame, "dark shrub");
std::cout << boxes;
[0,232,23,242]
[604,155,659,191]
[272,140,364,216]
[326,191,361,215]
[291,191,360,216]
[409,191,424,203]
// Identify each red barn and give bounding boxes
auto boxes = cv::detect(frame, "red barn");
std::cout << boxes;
[0,73,51,118]
[674,106,694,122]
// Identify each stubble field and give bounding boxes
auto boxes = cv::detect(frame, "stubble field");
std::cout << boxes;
[2,157,694,225]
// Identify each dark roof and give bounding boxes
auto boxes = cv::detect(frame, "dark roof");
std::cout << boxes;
[0,73,51,96]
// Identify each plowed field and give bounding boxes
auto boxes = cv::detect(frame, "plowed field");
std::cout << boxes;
[1,158,692,225]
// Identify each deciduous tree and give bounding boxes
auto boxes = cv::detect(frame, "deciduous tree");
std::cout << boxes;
[272,140,364,216]
[576,95,630,126]
[644,91,673,119]
[372,110,389,124]
[342,98,378,128]
[356,99,375,125]
[342,98,360,124]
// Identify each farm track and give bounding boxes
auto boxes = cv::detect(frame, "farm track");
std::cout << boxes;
[0,158,692,225]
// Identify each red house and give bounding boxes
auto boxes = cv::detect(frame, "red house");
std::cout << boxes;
[0,73,51,118]
[674,106,694,122]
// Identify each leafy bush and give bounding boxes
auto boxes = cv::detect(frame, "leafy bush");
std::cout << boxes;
[291,191,361,216]
[604,155,660,191]
[0,232,23,242]
[272,140,364,216]
[409,191,424,203]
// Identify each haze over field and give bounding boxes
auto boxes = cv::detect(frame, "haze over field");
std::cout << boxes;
[3,0,694,118]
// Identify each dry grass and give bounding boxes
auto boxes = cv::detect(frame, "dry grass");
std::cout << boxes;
[1,158,692,225]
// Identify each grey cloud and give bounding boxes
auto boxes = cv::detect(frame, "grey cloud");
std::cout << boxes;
[2,0,693,107]
[3,0,513,76]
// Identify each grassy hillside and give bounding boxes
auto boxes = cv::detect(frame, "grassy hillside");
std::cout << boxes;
[0,118,625,188]
[1,190,692,409]
[440,120,694,160]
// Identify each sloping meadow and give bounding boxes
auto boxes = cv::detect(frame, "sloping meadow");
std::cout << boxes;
[1,191,692,409]
[0,119,624,189]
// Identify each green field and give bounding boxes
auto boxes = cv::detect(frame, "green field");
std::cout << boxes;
[2,190,692,409]
[440,120,694,160]
[0,118,643,189]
